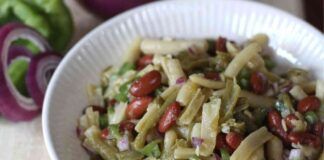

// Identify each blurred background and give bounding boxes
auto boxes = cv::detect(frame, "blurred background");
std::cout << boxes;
[0,0,322,159]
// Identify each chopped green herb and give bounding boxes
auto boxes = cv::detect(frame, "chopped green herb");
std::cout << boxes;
[220,148,230,160]
[239,78,250,90]
[99,114,108,129]
[305,111,318,124]
[108,124,121,139]
[138,140,161,158]
[189,155,201,160]
[118,63,135,75]
[264,57,276,70]
[115,83,130,102]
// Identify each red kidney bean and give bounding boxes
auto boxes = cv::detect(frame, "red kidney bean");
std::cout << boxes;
[158,102,181,133]
[288,132,321,148]
[216,133,233,153]
[126,96,153,119]
[204,72,221,81]
[312,122,323,137]
[129,70,162,97]
[216,37,227,52]
[297,96,321,113]
[120,120,136,133]
[136,55,153,70]
[250,71,268,94]
[101,128,109,139]
[267,110,288,143]
[284,114,298,130]
[225,132,243,150]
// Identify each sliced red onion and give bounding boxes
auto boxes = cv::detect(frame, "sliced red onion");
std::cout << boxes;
[117,135,130,151]
[26,52,61,108]
[280,81,293,93]
[79,0,153,19]
[8,45,32,64]
[176,76,187,85]
[0,23,50,121]
[188,46,199,58]
[191,137,204,148]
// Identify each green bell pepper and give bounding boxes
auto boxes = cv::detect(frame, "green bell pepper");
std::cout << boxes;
[0,0,73,51]
[8,58,29,97]
[138,140,162,158]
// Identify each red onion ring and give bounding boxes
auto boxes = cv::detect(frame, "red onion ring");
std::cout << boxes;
[0,23,51,121]
[26,53,61,108]
[8,45,32,64]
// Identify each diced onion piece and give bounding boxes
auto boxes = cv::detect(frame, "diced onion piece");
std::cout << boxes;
[191,123,201,145]
[189,74,225,89]
[117,135,130,151]
[141,39,208,55]
[85,107,100,128]
[289,85,307,100]
[191,137,204,148]
[87,84,104,107]
[230,127,273,160]
[109,102,127,124]
[176,80,199,106]
[0,23,50,121]
[224,43,261,78]
[288,149,304,160]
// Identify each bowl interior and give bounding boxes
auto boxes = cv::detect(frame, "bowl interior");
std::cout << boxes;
[43,0,324,159]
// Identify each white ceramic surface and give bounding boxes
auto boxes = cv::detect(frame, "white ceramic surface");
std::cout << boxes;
[43,0,324,159]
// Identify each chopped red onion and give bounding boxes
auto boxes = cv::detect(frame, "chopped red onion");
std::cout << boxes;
[191,137,204,148]
[117,135,130,151]
[188,46,199,58]
[176,76,187,85]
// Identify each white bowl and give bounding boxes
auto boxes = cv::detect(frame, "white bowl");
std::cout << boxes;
[43,0,324,159]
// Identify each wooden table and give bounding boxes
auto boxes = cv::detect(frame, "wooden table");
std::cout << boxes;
[0,0,305,159]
